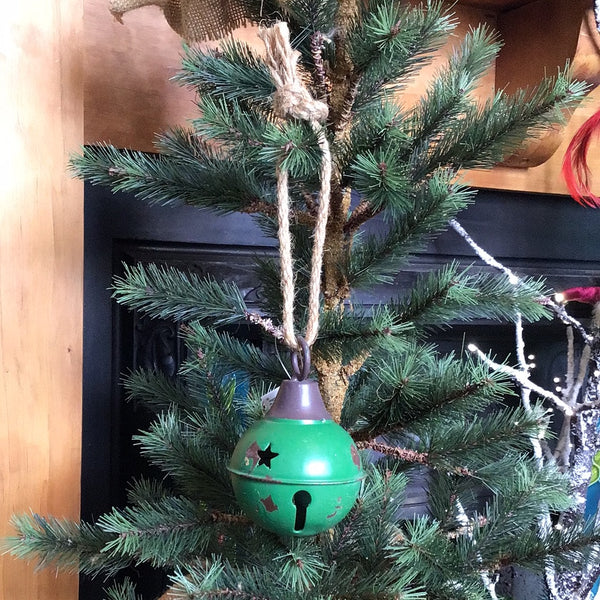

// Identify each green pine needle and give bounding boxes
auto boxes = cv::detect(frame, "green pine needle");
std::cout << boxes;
[5,514,128,577]
[175,40,275,106]
[181,323,289,385]
[391,262,551,328]
[112,262,249,326]
[97,497,213,567]
[103,578,144,600]
[133,410,237,509]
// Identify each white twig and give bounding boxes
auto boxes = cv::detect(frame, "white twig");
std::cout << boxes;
[513,316,548,465]
[567,326,576,393]
[543,297,593,344]
[452,218,592,344]
[571,344,592,409]
[450,219,520,284]
[514,314,527,368]
[468,344,574,416]
[452,219,585,596]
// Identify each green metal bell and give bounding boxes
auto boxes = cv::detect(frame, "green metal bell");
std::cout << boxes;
[228,339,364,536]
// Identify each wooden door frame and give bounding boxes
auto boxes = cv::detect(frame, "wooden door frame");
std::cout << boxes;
[1,2,84,600]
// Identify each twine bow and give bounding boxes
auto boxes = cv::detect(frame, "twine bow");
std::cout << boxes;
[259,22,332,351]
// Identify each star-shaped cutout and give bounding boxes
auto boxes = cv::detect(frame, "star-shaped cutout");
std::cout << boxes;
[257,443,279,468]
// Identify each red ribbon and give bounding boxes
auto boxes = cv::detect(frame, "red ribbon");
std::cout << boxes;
[562,109,600,208]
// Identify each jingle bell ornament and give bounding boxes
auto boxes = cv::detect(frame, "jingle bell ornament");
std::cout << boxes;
[228,339,364,536]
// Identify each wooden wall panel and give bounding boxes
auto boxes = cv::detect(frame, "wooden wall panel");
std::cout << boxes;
[84,0,600,196]
[84,0,195,150]
[0,1,83,600]
[465,2,600,194]
[463,86,600,194]
[83,0,495,149]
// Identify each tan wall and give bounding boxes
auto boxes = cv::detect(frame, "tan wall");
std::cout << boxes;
[0,1,83,600]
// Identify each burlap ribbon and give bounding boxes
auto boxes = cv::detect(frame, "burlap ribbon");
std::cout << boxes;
[109,0,252,41]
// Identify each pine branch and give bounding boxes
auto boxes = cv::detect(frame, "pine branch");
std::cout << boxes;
[346,171,475,288]
[70,138,275,216]
[97,497,211,567]
[194,94,324,183]
[280,0,338,53]
[390,517,483,594]
[5,514,129,577]
[472,462,572,565]
[390,262,552,329]
[330,466,408,565]
[420,405,548,461]
[103,578,144,600]
[348,145,412,213]
[127,477,172,505]
[407,24,501,144]
[312,304,412,364]
[349,0,454,107]
[340,97,407,182]
[349,344,512,442]
[95,498,250,568]
[123,368,192,414]
[134,411,237,510]
[181,323,289,385]
[209,510,252,526]
[175,40,275,108]
[482,520,600,574]
[124,355,247,429]
[170,559,279,600]
[113,262,249,326]
[430,71,589,172]
[355,441,472,477]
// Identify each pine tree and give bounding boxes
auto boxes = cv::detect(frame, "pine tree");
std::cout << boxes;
[7,1,600,599]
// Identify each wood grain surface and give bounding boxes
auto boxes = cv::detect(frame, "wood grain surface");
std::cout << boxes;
[83,0,600,196]
[0,1,84,599]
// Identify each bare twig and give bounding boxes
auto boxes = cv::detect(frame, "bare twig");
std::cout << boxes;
[355,440,472,476]
[450,219,521,284]
[566,326,576,393]
[540,297,592,344]
[355,440,430,465]
[513,315,550,465]
[209,510,253,525]
[468,343,574,416]
[243,310,284,340]
[570,344,593,411]
[454,499,499,598]
[242,200,316,227]
[344,199,378,233]
[310,31,331,100]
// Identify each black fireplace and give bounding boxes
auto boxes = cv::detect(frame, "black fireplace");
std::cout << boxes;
[81,182,600,599]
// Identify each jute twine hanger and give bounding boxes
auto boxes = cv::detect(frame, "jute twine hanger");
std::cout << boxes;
[259,22,332,355]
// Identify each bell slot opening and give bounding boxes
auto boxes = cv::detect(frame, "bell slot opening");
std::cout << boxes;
[292,490,312,532]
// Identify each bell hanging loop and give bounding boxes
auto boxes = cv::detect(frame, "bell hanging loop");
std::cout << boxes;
[290,336,311,381]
